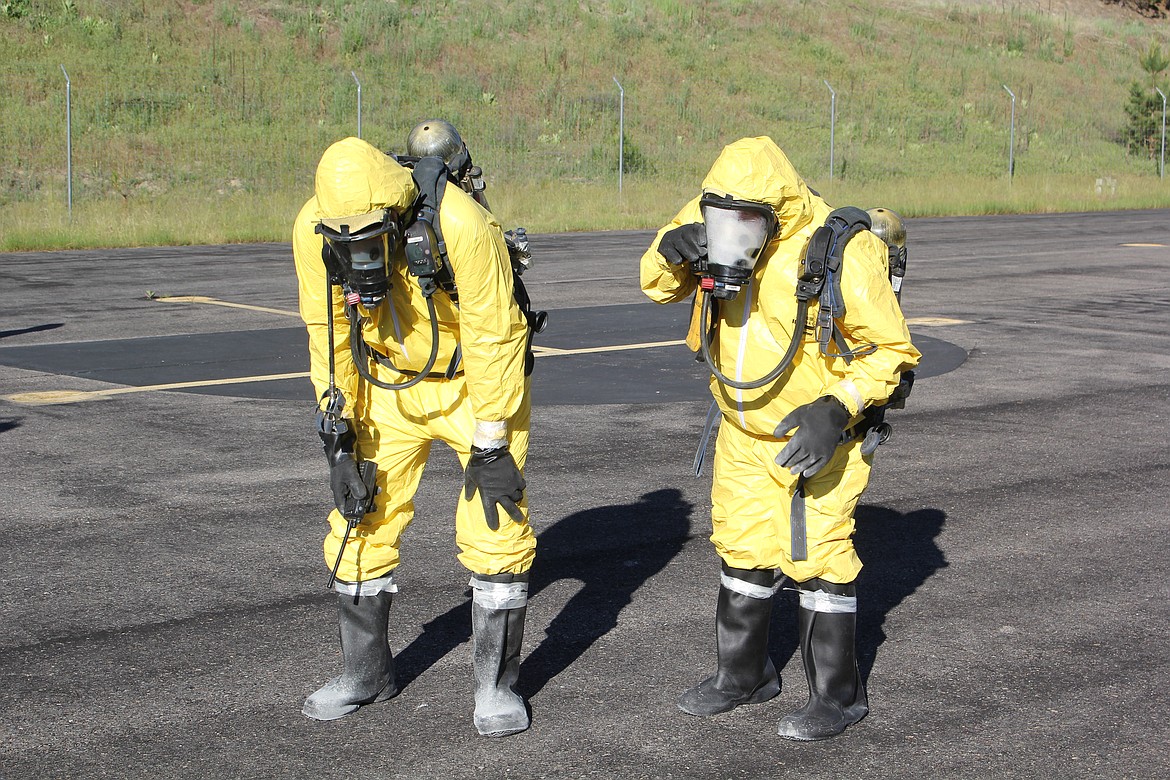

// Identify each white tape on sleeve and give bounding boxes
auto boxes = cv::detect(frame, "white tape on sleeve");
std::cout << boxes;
[837,379,864,416]
[473,420,508,451]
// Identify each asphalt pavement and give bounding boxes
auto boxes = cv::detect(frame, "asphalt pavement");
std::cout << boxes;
[0,210,1167,779]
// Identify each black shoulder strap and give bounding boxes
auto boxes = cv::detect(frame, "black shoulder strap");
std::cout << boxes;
[411,156,450,260]
[801,207,873,358]
[412,155,547,374]
[797,206,871,304]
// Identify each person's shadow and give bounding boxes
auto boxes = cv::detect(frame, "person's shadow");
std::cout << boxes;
[853,506,948,679]
[765,505,948,680]
[392,489,694,694]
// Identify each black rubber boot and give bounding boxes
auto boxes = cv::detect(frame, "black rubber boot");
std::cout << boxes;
[678,563,781,716]
[302,589,398,721]
[777,579,868,740]
[471,574,530,737]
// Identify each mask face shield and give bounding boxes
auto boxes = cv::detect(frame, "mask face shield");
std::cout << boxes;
[699,194,777,299]
[316,210,401,307]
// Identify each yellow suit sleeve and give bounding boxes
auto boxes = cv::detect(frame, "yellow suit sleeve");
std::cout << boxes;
[640,196,703,305]
[441,189,529,423]
[293,198,360,414]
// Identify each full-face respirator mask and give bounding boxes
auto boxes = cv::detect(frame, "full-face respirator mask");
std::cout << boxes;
[316,209,402,308]
[697,193,778,300]
[695,194,810,391]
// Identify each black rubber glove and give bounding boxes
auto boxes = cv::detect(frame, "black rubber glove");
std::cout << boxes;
[774,396,851,478]
[317,412,368,515]
[657,223,707,269]
[463,446,526,531]
[329,453,369,516]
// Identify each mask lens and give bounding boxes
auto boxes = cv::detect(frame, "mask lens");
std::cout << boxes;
[328,234,391,306]
[701,203,774,272]
[344,236,387,270]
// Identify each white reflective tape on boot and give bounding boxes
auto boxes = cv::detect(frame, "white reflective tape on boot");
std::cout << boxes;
[720,572,780,600]
[796,588,856,614]
[332,573,398,597]
[469,577,528,610]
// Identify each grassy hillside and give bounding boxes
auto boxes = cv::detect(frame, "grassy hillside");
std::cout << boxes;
[2,0,1168,249]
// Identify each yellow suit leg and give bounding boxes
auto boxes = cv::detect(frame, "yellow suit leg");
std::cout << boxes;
[710,420,871,583]
[447,382,535,576]
[322,389,434,584]
[323,373,536,582]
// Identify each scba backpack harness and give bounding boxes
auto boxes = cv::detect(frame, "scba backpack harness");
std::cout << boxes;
[694,206,914,477]
[400,154,547,376]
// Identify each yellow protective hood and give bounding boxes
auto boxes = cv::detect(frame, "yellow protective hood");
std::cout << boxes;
[314,136,417,222]
[700,137,815,241]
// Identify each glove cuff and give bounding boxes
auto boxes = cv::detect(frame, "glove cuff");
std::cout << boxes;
[818,395,852,427]
[470,444,511,464]
[317,412,357,465]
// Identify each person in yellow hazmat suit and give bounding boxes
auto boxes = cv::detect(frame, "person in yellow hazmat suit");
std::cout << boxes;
[640,137,921,741]
[292,136,535,737]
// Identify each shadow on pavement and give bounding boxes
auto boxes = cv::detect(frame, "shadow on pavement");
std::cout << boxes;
[0,323,63,340]
[520,488,692,698]
[0,417,21,435]
[390,497,942,694]
[392,489,694,695]
[854,505,949,679]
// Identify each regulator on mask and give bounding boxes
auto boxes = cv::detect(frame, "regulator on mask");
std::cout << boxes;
[697,192,777,300]
[315,208,401,308]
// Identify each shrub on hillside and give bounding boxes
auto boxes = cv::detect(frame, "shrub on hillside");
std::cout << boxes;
[1103,0,1170,18]
[1123,42,1170,164]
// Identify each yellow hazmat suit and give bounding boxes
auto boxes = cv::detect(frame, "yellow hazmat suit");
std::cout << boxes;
[641,137,920,583]
[293,137,534,585]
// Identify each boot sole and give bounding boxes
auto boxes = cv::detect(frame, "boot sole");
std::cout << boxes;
[475,717,531,737]
[302,682,400,721]
[678,677,781,717]
[776,703,868,741]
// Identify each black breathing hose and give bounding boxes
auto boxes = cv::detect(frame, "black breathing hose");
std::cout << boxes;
[349,295,442,391]
[698,289,809,391]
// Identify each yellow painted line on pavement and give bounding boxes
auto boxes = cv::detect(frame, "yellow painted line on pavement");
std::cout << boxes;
[906,316,970,326]
[3,340,687,406]
[531,339,686,356]
[1120,243,1166,247]
[162,294,973,333]
[155,295,299,317]
[4,371,310,406]
[156,295,683,355]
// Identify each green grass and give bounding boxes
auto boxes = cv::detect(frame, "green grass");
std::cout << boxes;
[1,0,1168,251]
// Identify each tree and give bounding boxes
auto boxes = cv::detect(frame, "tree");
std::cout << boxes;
[1123,42,1169,162]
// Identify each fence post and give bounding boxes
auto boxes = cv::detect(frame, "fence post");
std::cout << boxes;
[1156,87,1166,181]
[613,76,624,194]
[351,71,362,139]
[1002,84,1016,180]
[824,80,836,180]
[61,65,73,217]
